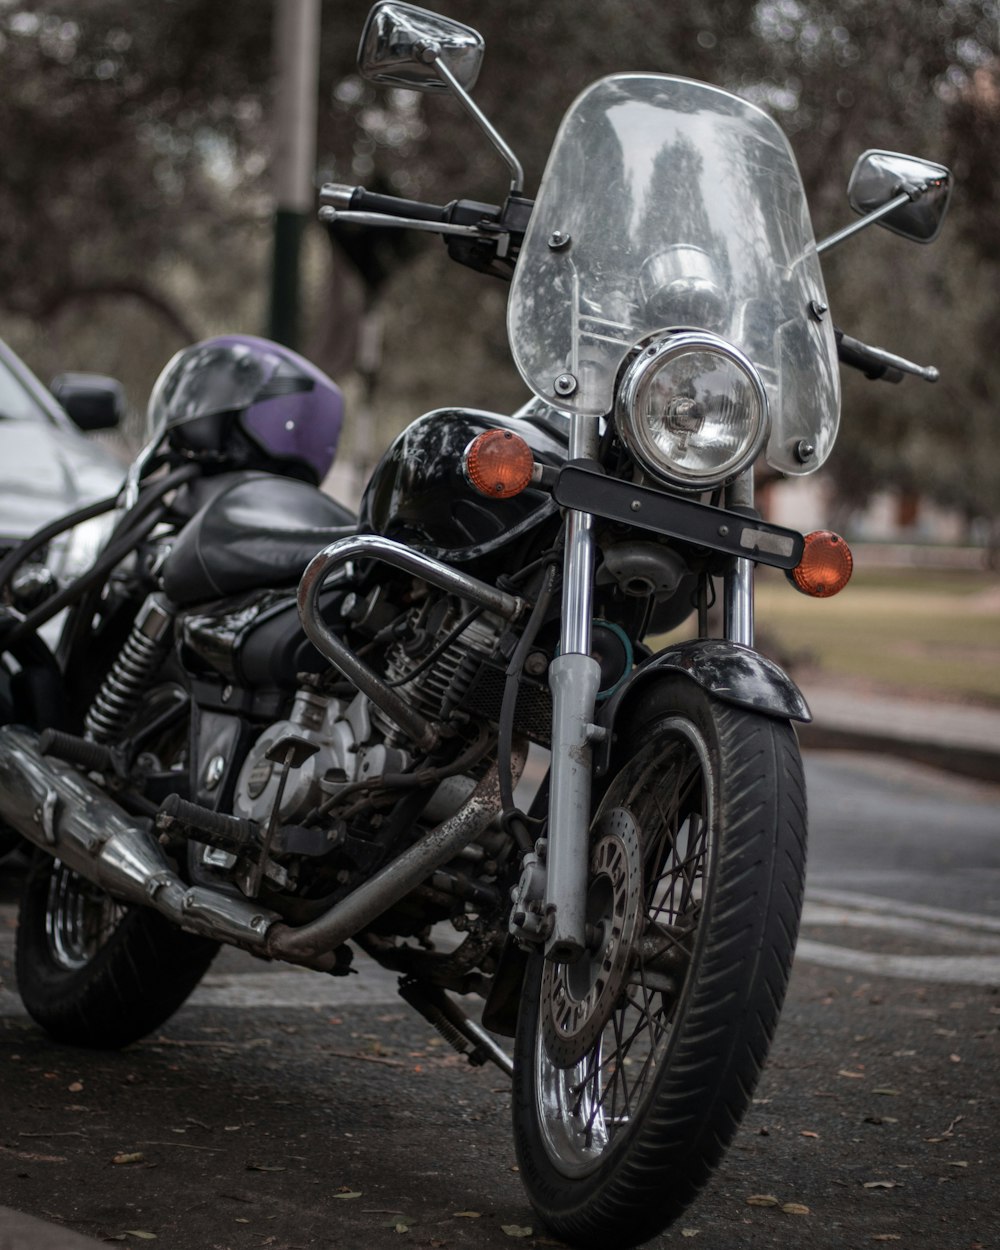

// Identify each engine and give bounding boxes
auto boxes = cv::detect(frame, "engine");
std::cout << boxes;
[232,595,507,828]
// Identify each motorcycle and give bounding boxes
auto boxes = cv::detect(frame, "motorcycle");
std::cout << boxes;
[0,4,951,1246]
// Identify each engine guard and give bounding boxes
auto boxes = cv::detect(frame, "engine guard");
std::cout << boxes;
[594,639,811,776]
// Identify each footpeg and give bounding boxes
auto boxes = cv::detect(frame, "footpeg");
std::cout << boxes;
[39,729,116,774]
[156,793,259,855]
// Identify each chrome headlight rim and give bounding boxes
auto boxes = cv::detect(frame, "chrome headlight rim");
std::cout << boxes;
[616,329,769,491]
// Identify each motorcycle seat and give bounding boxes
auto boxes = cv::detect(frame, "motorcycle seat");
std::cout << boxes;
[160,471,356,605]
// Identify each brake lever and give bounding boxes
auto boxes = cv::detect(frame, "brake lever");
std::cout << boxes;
[317,206,493,239]
[835,329,940,384]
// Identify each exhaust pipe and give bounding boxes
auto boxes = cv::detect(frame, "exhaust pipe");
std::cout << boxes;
[0,725,525,970]
[0,725,278,952]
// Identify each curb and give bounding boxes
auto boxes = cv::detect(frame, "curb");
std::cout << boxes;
[0,1207,107,1250]
[797,722,1000,785]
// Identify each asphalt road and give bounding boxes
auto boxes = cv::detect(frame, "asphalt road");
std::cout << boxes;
[1,751,998,1250]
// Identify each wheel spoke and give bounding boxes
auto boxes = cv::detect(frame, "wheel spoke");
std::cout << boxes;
[529,715,715,1177]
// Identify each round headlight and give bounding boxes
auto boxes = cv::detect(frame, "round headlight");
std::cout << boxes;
[617,331,769,489]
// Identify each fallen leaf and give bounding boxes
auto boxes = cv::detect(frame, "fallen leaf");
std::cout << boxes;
[394,1223,410,1234]
[245,1163,286,1173]
[124,1233,157,1241]
[501,1226,533,1239]
[838,1070,865,1080]
[781,1203,810,1216]
[334,1191,363,1200]
[800,1131,820,1139]
[0,1147,67,1163]
[947,1161,969,1168]
[681,1229,701,1238]
[111,1153,145,1166]
[949,1054,961,1063]
[872,1088,901,1097]
[863,1181,899,1190]
[453,1211,482,1219]
[746,1194,780,1207]
[67,1082,84,1093]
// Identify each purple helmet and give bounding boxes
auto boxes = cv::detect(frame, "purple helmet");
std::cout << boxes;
[148,334,344,484]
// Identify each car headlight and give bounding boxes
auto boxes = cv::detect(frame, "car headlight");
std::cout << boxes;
[48,512,116,582]
[616,330,769,490]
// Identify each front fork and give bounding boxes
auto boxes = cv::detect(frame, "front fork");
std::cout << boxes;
[512,423,756,961]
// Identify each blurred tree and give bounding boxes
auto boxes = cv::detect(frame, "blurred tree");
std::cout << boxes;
[0,0,996,541]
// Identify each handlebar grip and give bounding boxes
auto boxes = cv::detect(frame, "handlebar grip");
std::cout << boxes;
[835,330,905,384]
[320,183,448,224]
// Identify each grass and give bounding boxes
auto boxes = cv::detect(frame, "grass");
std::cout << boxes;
[754,565,1000,707]
[651,565,1000,707]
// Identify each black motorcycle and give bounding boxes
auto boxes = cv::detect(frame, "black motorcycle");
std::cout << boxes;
[0,4,951,1246]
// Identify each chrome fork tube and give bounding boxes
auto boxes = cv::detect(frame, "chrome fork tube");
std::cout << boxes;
[723,471,755,647]
[544,411,603,962]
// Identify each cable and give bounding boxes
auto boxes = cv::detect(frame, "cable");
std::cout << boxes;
[497,561,559,850]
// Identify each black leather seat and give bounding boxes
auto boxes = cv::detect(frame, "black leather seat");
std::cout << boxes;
[160,472,356,605]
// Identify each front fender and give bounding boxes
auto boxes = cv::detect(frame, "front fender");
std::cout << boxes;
[595,639,810,775]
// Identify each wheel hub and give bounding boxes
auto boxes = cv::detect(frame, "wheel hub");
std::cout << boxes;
[540,807,643,1069]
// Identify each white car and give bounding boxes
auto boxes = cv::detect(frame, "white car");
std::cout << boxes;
[0,338,126,579]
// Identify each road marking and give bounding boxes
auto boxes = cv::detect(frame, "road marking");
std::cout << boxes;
[801,901,1000,952]
[807,887,1000,935]
[798,889,1000,986]
[5,887,1000,1018]
[794,940,1000,986]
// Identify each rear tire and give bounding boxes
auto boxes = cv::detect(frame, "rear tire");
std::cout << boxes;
[16,853,218,1048]
[512,675,807,1248]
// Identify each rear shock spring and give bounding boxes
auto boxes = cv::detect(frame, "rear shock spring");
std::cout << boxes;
[84,593,174,744]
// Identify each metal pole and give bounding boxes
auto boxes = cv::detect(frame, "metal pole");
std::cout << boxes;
[268,0,321,349]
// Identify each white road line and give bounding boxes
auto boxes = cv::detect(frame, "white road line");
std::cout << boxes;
[6,887,1000,1017]
[801,902,1000,952]
[806,887,1000,934]
[795,939,1000,987]
[798,888,1000,985]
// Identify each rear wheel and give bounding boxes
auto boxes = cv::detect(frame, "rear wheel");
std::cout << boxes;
[16,854,218,1048]
[512,675,807,1248]
[15,676,218,1048]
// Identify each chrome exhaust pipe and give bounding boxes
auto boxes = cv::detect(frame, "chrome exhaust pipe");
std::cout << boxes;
[0,725,525,972]
[0,725,278,952]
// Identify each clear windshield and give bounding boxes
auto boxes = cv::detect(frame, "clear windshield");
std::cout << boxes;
[508,75,840,475]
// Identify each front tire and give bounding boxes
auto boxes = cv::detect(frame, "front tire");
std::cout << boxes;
[512,675,807,1248]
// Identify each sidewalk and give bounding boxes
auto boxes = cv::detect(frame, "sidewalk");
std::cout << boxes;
[798,682,1000,784]
[0,1208,107,1250]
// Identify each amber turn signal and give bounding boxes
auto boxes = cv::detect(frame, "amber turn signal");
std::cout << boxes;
[464,429,535,499]
[788,530,854,598]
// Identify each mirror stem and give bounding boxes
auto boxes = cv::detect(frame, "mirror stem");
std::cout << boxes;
[816,189,916,255]
[428,51,525,194]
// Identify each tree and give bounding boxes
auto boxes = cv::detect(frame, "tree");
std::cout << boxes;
[0,0,997,537]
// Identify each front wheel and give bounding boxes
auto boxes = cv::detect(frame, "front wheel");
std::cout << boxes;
[512,675,807,1249]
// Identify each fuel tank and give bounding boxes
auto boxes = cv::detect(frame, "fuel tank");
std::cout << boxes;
[359,401,569,562]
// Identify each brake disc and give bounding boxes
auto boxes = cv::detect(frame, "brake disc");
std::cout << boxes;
[540,807,643,1069]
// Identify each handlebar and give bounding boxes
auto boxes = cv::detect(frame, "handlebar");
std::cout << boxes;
[319,183,505,240]
[318,183,533,282]
[834,328,939,384]
[321,183,452,224]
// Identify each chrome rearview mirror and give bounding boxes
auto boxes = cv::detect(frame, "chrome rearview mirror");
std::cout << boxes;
[847,150,953,243]
[358,1,485,93]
